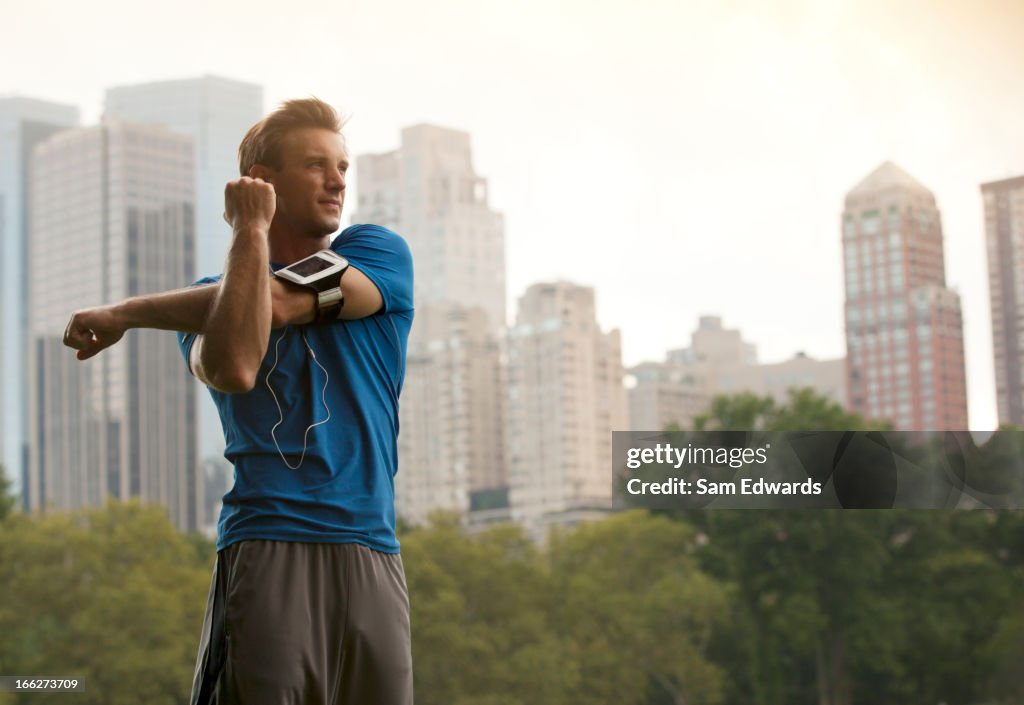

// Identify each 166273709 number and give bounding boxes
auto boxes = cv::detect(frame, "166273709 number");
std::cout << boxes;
[0,677,84,692]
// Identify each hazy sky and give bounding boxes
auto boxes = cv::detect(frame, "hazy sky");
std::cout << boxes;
[4,0,1022,430]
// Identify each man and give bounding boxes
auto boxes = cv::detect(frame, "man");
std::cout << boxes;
[63,98,414,704]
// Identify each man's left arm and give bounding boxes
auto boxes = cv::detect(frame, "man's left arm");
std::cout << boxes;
[320,225,414,325]
[275,265,384,326]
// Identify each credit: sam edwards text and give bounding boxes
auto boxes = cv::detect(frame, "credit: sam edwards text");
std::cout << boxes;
[626,477,823,496]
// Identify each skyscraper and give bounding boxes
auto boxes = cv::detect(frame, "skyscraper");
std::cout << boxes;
[842,162,968,430]
[395,304,504,525]
[505,282,627,527]
[27,120,200,531]
[353,124,506,330]
[352,125,508,523]
[104,75,264,462]
[982,174,1024,426]
[0,97,79,501]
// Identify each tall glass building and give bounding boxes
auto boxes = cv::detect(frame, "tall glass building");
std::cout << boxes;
[104,75,263,467]
[28,121,200,531]
[982,174,1024,426]
[0,97,79,503]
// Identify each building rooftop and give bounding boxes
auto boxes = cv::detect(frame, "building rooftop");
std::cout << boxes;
[846,161,932,201]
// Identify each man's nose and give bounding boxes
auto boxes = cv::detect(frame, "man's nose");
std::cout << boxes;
[327,166,345,190]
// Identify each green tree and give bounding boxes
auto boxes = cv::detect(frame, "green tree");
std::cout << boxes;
[700,511,908,705]
[693,388,884,434]
[403,513,577,705]
[403,512,731,705]
[683,389,1021,705]
[0,465,18,522]
[879,511,1017,705]
[0,501,211,705]
[548,511,729,705]
[693,392,776,431]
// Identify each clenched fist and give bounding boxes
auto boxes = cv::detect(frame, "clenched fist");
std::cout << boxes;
[63,305,126,361]
[224,177,276,232]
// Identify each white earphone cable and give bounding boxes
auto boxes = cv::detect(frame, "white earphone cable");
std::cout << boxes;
[265,326,331,470]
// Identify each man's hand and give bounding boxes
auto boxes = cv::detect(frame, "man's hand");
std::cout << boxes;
[63,305,127,361]
[224,177,276,232]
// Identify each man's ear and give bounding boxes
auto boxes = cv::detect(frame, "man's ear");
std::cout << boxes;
[249,164,273,183]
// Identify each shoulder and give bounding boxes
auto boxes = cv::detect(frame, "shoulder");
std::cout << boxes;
[332,225,413,314]
[332,224,411,258]
[335,223,404,242]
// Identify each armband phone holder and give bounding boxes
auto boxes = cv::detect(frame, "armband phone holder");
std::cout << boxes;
[273,249,350,324]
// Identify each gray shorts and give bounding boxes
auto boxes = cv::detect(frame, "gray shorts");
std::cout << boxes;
[189,540,413,705]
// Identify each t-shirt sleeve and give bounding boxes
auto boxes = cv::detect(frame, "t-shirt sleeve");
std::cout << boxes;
[176,275,222,376]
[333,224,414,314]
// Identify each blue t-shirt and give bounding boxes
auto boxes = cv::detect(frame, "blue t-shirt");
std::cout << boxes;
[178,224,414,553]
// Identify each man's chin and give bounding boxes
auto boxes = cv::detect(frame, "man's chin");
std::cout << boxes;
[312,218,342,237]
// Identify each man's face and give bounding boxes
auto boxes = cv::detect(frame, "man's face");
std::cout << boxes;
[262,127,349,237]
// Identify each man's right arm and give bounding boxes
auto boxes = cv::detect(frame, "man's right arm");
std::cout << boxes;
[63,283,218,360]
[64,177,282,394]
[191,177,278,392]
[63,274,315,390]
[190,226,272,393]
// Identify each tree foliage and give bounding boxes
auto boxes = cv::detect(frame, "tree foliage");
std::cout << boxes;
[0,460,1019,705]
[0,466,18,522]
[548,511,729,705]
[682,388,1023,705]
[0,502,212,705]
[693,388,886,433]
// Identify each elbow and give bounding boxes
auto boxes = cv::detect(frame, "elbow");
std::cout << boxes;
[211,367,259,394]
[202,358,260,394]
[214,373,258,395]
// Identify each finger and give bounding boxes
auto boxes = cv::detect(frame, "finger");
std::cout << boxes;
[64,329,87,350]
[63,315,82,346]
[76,337,104,361]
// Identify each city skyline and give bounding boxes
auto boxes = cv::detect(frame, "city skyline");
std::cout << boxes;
[353,124,509,525]
[26,121,200,530]
[3,0,1023,434]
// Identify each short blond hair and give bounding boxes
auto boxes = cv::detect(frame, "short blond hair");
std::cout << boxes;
[238,98,346,175]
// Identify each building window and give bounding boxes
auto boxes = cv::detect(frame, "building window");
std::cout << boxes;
[862,210,881,234]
